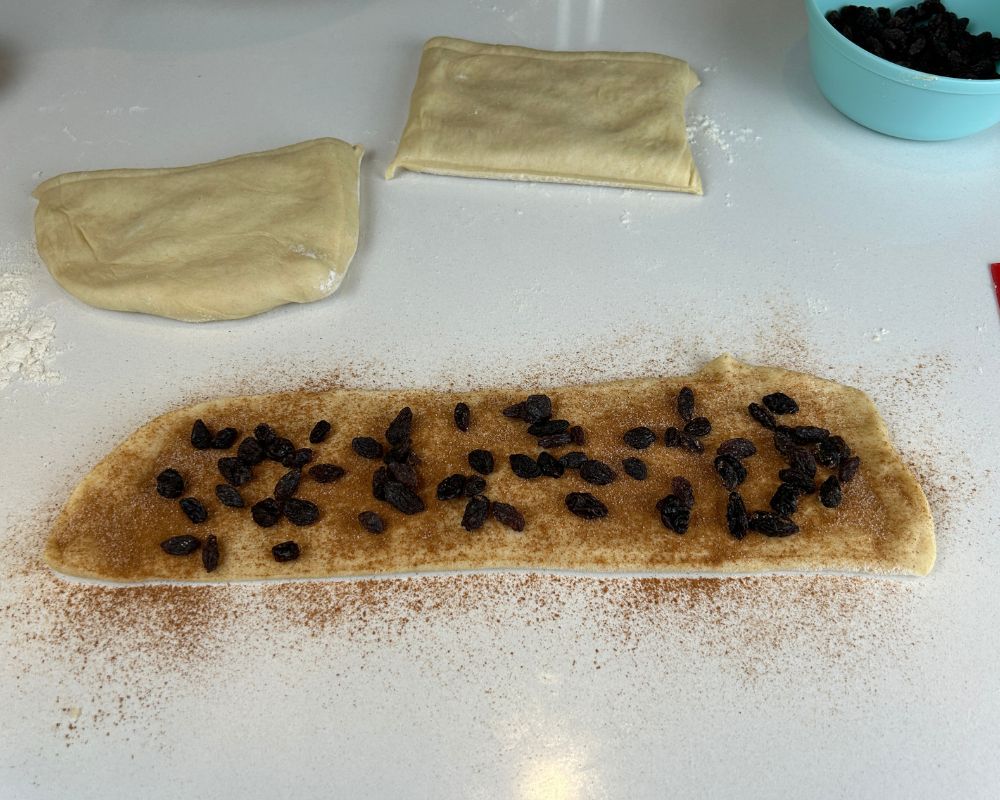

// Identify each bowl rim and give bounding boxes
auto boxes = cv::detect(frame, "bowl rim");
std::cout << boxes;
[804,0,1000,95]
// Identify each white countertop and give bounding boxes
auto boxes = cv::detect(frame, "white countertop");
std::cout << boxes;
[1,1,998,797]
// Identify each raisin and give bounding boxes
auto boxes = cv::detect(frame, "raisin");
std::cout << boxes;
[202,534,220,572]
[385,407,412,447]
[160,535,201,556]
[215,484,244,508]
[817,435,850,468]
[537,451,565,478]
[382,481,425,515]
[509,454,542,479]
[527,419,569,437]
[762,392,799,414]
[622,457,647,480]
[358,510,385,533]
[678,434,705,454]
[684,417,712,438]
[309,463,345,483]
[502,401,527,420]
[565,492,608,519]
[778,468,815,494]
[273,469,301,501]
[580,459,615,486]
[210,427,238,449]
[726,492,749,540]
[372,467,390,501]
[559,451,588,470]
[383,443,413,465]
[658,495,690,534]
[190,419,212,449]
[748,403,777,430]
[468,449,495,475]
[664,426,681,447]
[155,468,184,499]
[389,461,419,490]
[237,437,266,465]
[623,426,656,450]
[254,424,276,445]
[717,438,757,460]
[772,428,796,457]
[524,394,552,423]
[748,511,799,537]
[713,455,747,491]
[672,476,695,509]
[791,426,830,444]
[284,498,319,526]
[569,426,586,445]
[537,433,573,449]
[839,455,861,483]
[266,437,294,462]
[282,448,313,468]
[309,420,331,444]
[492,502,525,532]
[271,541,300,562]
[677,386,695,422]
[461,495,490,531]
[770,483,800,516]
[464,475,487,497]
[179,497,207,524]
[436,474,468,501]
[218,457,252,487]
[787,447,817,480]
[820,476,843,508]
[251,498,282,527]
[454,402,471,432]
[352,436,384,460]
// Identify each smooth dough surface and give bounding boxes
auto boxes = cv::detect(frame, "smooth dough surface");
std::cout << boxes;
[386,36,702,194]
[32,138,364,322]
[46,356,935,583]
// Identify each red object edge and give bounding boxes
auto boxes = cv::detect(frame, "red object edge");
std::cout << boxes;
[993,263,1000,314]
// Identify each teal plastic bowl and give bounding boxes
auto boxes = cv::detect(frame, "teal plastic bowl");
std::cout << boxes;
[805,0,1000,139]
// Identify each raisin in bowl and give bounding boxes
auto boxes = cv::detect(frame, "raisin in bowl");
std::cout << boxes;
[805,0,1000,139]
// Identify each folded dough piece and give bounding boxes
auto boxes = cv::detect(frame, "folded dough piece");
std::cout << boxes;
[32,138,364,322]
[387,36,702,194]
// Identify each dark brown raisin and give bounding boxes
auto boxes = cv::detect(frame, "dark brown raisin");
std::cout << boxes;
[623,427,656,450]
[683,417,712,438]
[156,468,184,499]
[385,407,413,447]
[537,433,573,449]
[237,437,266,465]
[791,426,830,444]
[770,483,800,516]
[191,419,212,449]
[565,492,608,519]
[284,498,319,526]
[461,495,490,531]
[778,468,815,494]
[388,461,419,490]
[266,437,295,462]
[658,495,690,534]
[527,419,569,437]
[352,436,384,460]
[726,492,749,540]
[358,510,385,533]
[672,476,695,509]
[309,420,331,444]
[271,541,300,562]
[274,469,301,501]
[509,454,541,479]
[454,402,471,432]
[569,425,586,445]
[282,448,313,468]
[210,427,238,449]
[202,534,220,572]
[713,455,747,490]
[622,457,647,481]
[468,449,495,475]
[251,498,282,527]
[502,401,528,420]
[308,463,345,483]
[664,426,681,447]
[436,474,468,501]
[787,447,817,480]
[524,394,552,423]
[492,502,525,532]
[819,476,843,508]
[839,455,861,483]
[678,433,705,454]
[717,438,757,460]
[218,456,252,487]
[372,466,390,501]
[383,443,413,465]
[580,459,615,486]
[537,451,565,478]
[816,435,849,468]
[677,386,695,422]
[748,403,777,430]
[748,511,799,537]
[559,451,587,470]
[382,481,425,515]
[464,475,487,497]
[160,535,201,556]
[773,428,797,457]
[254,423,276,445]
[762,392,799,415]
[215,484,244,508]
[179,497,207,524]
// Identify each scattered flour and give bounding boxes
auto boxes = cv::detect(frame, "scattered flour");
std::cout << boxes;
[0,242,61,392]
[686,114,761,165]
